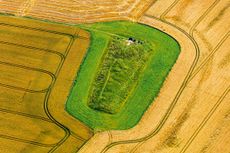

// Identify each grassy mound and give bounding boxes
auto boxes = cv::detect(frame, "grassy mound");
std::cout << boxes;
[66,21,180,131]
[88,37,153,114]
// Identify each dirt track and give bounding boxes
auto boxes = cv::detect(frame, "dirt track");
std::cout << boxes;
[0,0,229,153]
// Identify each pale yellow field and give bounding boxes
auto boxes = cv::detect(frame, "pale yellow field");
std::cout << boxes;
[0,0,153,23]
[79,0,230,153]
[0,0,229,153]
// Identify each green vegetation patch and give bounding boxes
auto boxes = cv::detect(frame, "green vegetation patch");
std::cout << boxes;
[88,37,153,114]
[66,21,180,131]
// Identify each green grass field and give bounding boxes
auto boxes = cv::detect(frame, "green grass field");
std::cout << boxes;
[66,21,180,131]
[88,37,154,114]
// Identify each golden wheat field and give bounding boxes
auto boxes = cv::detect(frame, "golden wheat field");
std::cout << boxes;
[0,15,92,153]
[0,0,229,153]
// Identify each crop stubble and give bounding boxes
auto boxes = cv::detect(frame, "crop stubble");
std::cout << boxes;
[79,0,230,153]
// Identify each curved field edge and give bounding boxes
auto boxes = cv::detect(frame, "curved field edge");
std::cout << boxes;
[66,21,181,131]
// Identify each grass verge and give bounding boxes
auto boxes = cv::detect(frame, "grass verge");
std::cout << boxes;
[66,21,180,131]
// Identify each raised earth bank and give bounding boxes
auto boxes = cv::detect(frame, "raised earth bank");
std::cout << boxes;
[66,21,180,131]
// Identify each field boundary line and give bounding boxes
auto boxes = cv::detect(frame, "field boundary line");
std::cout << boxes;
[179,86,230,153]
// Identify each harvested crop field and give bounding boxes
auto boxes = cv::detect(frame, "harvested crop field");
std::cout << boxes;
[0,0,229,153]
[0,0,153,23]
